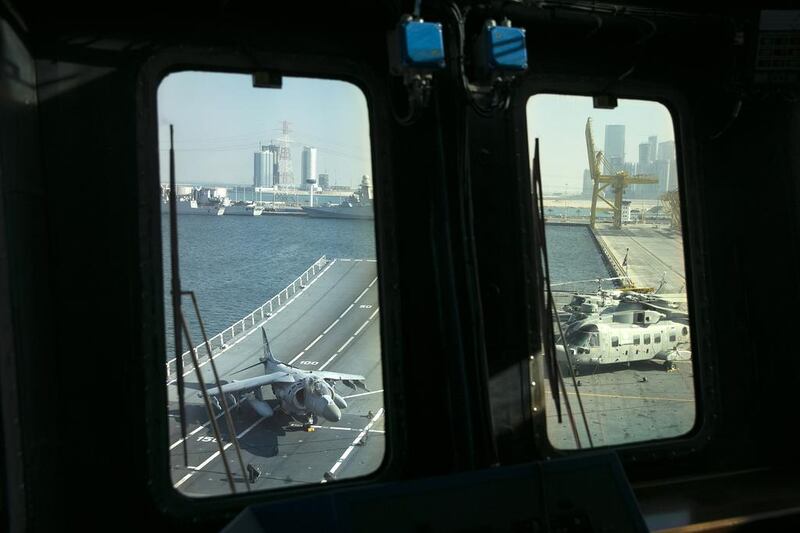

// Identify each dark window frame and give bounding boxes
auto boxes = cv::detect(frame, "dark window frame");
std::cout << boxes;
[137,47,401,519]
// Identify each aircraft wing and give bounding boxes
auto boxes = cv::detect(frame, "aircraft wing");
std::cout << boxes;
[206,372,296,396]
[313,371,369,390]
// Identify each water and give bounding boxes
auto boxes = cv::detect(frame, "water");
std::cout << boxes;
[161,217,610,357]
[162,214,376,356]
[545,224,614,291]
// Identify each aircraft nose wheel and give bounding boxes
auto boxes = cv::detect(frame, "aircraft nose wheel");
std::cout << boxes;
[665,361,676,372]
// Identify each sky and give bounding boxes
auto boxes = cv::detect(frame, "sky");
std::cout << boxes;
[158,72,372,188]
[526,94,675,194]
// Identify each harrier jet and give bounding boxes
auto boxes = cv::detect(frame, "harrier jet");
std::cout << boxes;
[202,328,368,423]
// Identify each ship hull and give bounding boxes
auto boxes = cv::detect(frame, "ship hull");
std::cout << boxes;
[301,206,373,220]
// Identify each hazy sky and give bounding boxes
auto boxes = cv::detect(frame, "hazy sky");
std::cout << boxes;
[158,72,372,187]
[527,94,675,194]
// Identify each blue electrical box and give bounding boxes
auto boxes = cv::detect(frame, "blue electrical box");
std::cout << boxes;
[484,25,527,72]
[398,20,446,70]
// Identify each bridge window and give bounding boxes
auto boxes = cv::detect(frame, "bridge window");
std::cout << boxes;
[158,72,385,497]
[527,94,696,450]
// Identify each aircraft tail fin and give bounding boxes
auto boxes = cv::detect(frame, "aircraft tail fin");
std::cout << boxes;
[261,327,281,366]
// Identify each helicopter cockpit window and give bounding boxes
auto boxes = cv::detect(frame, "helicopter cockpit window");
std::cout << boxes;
[159,72,385,497]
[528,94,696,449]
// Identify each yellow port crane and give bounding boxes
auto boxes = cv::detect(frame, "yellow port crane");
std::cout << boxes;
[585,118,659,229]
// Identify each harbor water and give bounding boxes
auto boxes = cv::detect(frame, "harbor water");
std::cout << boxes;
[162,217,611,357]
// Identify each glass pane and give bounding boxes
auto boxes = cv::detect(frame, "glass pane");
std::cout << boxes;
[528,94,695,449]
[160,72,384,496]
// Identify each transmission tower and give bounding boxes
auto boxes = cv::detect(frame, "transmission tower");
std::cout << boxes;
[276,120,294,186]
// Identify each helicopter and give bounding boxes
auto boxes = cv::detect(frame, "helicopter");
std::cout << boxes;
[555,307,692,373]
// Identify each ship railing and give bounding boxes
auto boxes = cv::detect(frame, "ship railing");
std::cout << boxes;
[165,255,329,382]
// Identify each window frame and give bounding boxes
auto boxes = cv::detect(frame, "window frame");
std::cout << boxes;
[518,81,717,464]
[136,47,400,519]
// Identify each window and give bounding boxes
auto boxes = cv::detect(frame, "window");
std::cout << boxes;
[528,94,695,449]
[160,72,385,496]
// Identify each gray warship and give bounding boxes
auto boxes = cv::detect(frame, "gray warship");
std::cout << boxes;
[302,175,374,220]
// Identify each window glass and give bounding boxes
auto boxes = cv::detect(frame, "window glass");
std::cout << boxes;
[160,72,384,496]
[611,336,619,347]
[528,94,695,449]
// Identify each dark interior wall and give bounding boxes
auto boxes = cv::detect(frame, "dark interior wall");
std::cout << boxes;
[3,1,800,530]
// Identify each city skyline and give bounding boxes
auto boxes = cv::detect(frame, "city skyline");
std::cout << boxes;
[527,94,675,195]
[157,72,372,187]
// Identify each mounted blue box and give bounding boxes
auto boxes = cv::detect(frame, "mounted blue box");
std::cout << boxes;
[400,20,446,69]
[485,25,527,71]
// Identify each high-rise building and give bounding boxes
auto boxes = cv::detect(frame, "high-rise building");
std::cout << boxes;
[648,136,658,163]
[301,146,318,189]
[253,144,277,188]
[657,140,675,161]
[582,169,593,197]
[638,142,652,174]
[603,125,625,175]
[318,173,330,190]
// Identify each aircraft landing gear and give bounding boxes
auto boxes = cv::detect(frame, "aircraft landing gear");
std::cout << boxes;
[665,361,677,372]
[303,413,317,432]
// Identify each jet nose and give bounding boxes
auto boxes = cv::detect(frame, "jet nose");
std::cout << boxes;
[322,401,342,422]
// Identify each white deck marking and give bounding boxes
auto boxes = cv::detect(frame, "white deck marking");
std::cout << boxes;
[353,320,370,336]
[174,416,266,489]
[322,408,385,483]
[354,286,370,303]
[166,259,337,385]
[170,266,379,455]
[339,303,354,319]
[342,389,383,400]
[311,425,385,434]
[304,334,324,351]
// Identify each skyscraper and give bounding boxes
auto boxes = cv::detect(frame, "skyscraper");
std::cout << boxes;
[603,125,625,174]
[253,144,278,188]
[301,146,318,189]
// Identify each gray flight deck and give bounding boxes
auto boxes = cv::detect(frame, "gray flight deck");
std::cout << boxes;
[167,258,385,497]
[543,225,695,449]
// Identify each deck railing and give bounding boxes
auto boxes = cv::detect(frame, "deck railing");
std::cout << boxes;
[165,255,329,381]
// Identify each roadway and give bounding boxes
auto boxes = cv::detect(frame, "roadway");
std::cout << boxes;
[166,259,384,496]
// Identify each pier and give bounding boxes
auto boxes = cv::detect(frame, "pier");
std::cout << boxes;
[591,223,686,293]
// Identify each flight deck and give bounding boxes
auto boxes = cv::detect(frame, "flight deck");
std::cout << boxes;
[166,258,384,496]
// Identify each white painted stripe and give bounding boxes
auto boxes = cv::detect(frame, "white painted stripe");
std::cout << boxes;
[166,259,336,386]
[174,415,266,489]
[342,389,384,399]
[368,277,377,287]
[322,319,339,335]
[287,351,305,365]
[311,425,386,434]
[304,334,324,351]
[369,308,379,320]
[337,336,355,353]
[354,287,369,303]
[353,320,370,337]
[339,303,354,319]
[322,408,385,482]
